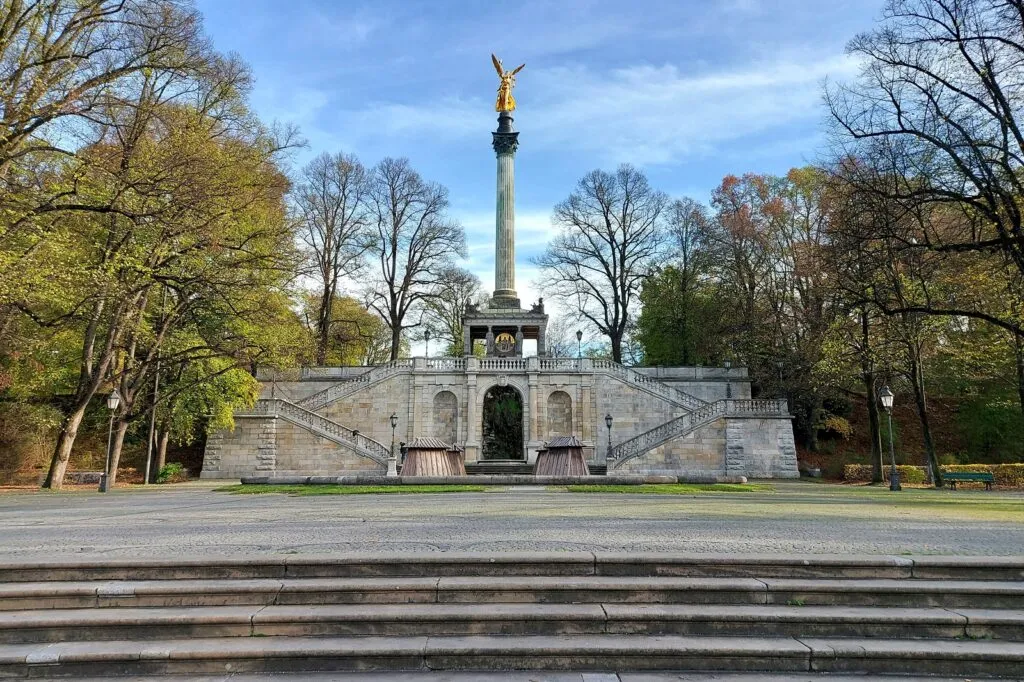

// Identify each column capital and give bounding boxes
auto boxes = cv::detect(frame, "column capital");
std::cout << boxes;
[492,131,519,155]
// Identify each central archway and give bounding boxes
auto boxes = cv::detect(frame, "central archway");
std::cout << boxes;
[481,385,524,460]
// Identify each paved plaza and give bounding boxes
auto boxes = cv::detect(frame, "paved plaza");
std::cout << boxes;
[1,482,1022,558]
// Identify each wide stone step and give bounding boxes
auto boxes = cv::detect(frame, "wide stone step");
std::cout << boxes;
[1,634,1023,677]
[4,553,1022,582]
[3,576,1024,611]
[3,603,1023,644]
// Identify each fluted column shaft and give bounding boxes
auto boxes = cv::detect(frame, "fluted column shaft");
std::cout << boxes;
[491,112,520,309]
[494,150,516,298]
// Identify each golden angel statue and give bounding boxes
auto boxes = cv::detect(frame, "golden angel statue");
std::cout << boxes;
[492,53,525,112]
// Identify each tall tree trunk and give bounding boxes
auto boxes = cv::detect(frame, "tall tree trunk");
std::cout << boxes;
[155,426,169,473]
[316,286,332,365]
[909,352,942,487]
[861,310,884,484]
[106,419,130,487]
[610,333,623,364]
[390,324,402,361]
[43,403,90,489]
[804,396,822,453]
[1015,334,1024,417]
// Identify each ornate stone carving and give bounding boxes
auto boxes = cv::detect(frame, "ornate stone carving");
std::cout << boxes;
[492,131,519,155]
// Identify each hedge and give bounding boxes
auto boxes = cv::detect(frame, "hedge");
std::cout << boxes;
[843,464,1024,487]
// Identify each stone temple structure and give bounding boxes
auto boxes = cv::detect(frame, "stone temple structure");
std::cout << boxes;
[200,107,798,481]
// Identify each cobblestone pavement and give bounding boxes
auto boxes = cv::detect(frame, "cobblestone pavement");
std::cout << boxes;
[1,481,1022,558]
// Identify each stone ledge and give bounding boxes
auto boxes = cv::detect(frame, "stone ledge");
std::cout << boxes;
[238,474,748,486]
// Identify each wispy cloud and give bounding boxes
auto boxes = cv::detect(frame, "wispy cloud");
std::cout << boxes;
[333,52,859,166]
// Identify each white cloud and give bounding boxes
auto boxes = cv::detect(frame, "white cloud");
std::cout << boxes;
[333,51,860,166]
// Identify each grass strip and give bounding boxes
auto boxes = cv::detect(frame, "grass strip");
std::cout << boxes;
[565,483,772,494]
[216,484,488,495]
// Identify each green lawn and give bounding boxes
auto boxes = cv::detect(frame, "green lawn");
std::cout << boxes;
[216,484,488,495]
[216,482,771,496]
[566,483,772,494]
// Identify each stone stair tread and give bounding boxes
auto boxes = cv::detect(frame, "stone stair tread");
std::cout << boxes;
[4,634,1024,664]
[4,552,1021,581]
[799,635,1024,658]
[0,603,608,628]
[6,575,1024,598]
[6,602,1009,629]
[0,634,805,664]
[760,577,1024,593]
[44,671,1019,675]
[601,604,974,624]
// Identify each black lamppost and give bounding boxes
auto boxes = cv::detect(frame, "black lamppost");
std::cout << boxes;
[424,329,431,358]
[390,412,398,456]
[605,413,613,461]
[879,385,901,491]
[99,388,121,493]
[576,330,583,359]
[387,412,399,477]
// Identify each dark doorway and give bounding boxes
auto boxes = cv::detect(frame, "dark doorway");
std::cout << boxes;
[482,385,524,460]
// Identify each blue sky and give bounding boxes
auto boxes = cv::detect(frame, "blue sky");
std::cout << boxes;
[195,0,883,308]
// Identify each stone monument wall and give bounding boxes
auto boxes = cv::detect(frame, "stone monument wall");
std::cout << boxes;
[614,420,728,475]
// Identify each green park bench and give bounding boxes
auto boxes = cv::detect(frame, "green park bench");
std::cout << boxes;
[944,472,994,491]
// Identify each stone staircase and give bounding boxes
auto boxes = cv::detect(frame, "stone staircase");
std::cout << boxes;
[465,460,534,475]
[591,359,707,411]
[298,360,413,412]
[0,553,1022,677]
[609,399,789,468]
[242,398,391,466]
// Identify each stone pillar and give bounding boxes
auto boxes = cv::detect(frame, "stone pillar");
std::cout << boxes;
[256,418,277,473]
[491,112,520,309]
[725,419,746,476]
[465,358,479,461]
[527,369,539,462]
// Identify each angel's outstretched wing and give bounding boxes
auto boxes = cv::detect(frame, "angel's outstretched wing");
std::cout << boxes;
[511,63,525,75]
[491,53,503,76]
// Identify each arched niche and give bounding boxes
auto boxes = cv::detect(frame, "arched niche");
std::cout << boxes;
[432,390,458,444]
[547,390,573,438]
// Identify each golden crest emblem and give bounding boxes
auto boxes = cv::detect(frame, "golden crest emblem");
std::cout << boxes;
[494,332,516,354]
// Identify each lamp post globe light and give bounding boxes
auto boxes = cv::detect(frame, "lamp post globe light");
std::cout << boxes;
[605,413,613,462]
[387,412,399,477]
[99,388,121,493]
[424,329,431,358]
[576,330,583,359]
[879,385,901,492]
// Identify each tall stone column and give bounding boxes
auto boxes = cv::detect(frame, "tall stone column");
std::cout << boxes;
[492,112,520,309]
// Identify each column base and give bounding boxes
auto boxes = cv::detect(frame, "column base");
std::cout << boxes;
[491,290,520,309]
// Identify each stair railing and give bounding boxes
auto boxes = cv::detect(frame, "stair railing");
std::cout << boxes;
[591,359,708,411]
[609,398,789,468]
[246,398,391,465]
[297,360,413,411]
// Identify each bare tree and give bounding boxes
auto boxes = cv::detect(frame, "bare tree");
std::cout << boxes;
[423,266,481,356]
[295,152,371,365]
[536,165,669,363]
[365,158,465,360]
[826,0,1024,336]
[0,1,206,180]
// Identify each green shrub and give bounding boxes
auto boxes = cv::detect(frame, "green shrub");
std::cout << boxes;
[156,462,187,484]
[843,464,926,483]
[843,463,1024,487]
